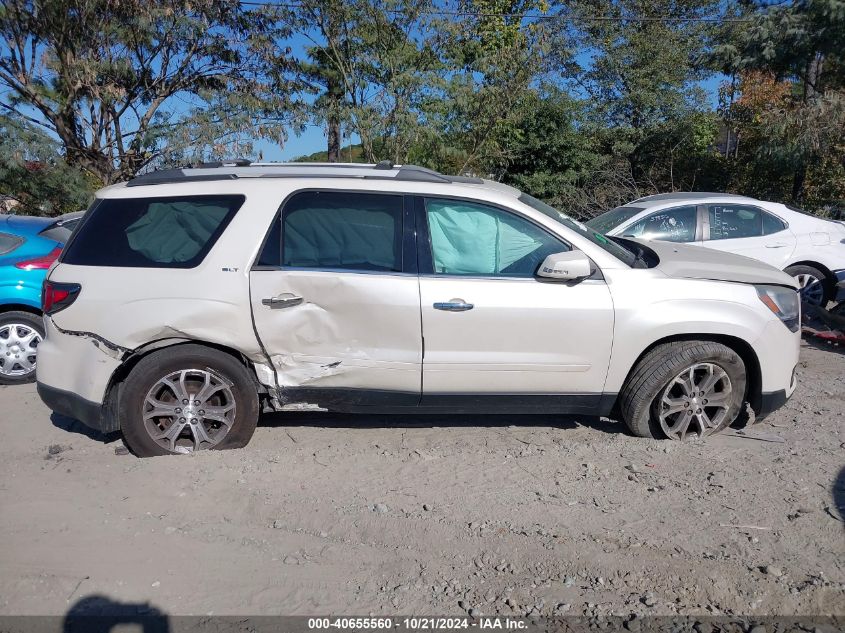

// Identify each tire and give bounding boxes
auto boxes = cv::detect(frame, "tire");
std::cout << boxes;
[785,264,830,307]
[120,344,259,457]
[0,310,44,385]
[619,341,746,440]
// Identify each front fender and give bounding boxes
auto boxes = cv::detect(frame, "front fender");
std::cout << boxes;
[604,297,771,393]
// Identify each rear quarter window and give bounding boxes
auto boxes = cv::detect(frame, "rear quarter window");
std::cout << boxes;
[62,195,245,268]
[0,232,24,256]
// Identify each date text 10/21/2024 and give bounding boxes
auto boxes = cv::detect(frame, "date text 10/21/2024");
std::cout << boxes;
[307,618,528,630]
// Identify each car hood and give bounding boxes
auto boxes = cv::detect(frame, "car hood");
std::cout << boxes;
[633,239,798,289]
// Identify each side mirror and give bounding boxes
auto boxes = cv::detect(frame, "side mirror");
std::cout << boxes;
[536,251,592,281]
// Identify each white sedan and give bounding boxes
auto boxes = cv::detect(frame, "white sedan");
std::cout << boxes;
[587,192,845,305]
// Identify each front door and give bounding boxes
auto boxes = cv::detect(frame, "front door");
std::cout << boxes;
[416,197,615,411]
[249,190,421,405]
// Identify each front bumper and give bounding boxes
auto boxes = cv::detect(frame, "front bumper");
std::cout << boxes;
[756,389,790,421]
[37,382,116,433]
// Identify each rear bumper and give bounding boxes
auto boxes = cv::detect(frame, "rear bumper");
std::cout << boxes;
[37,382,114,433]
[36,316,122,405]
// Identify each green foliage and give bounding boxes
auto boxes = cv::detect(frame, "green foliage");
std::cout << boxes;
[0,115,94,216]
[713,0,845,206]
[1,0,842,217]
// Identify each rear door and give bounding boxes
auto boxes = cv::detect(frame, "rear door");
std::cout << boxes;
[248,190,422,405]
[416,196,614,411]
[702,203,796,267]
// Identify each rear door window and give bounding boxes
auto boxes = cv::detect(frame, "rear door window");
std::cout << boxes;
[708,204,763,240]
[624,205,698,242]
[61,195,244,268]
[279,191,403,272]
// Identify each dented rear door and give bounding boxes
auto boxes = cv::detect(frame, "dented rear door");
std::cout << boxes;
[249,190,422,403]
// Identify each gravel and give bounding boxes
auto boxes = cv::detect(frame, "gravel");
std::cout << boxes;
[0,341,843,616]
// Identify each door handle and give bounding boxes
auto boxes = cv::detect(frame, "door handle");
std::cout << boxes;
[433,299,474,312]
[262,294,303,309]
[765,243,787,248]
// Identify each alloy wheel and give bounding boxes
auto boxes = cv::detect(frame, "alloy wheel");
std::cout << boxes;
[142,368,237,454]
[657,363,733,440]
[0,323,41,377]
[794,273,825,306]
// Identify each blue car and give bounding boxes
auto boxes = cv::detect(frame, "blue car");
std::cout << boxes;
[0,212,82,384]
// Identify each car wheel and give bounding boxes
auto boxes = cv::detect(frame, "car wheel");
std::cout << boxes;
[120,344,259,457]
[0,311,44,385]
[785,264,829,306]
[619,341,746,440]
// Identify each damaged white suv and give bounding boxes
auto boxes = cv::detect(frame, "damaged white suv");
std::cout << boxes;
[37,162,801,457]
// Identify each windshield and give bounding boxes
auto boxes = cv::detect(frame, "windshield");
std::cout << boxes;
[585,206,644,233]
[518,194,636,266]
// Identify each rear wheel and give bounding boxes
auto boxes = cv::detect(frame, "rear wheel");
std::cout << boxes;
[120,345,259,457]
[785,264,829,306]
[620,341,746,440]
[0,311,43,385]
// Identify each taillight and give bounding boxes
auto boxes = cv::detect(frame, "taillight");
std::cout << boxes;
[41,280,81,315]
[15,246,63,270]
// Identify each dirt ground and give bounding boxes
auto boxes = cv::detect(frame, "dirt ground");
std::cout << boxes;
[0,341,843,619]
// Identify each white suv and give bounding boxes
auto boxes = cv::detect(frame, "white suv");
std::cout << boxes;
[586,192,845,306]
[37,163,800,457]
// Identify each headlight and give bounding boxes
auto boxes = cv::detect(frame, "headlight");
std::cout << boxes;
[756,285,800,332]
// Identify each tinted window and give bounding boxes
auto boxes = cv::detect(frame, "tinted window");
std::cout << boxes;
[762,212,787,235]
[0,232,24,255]
[585,206,645,233]
[62,196,244,268]
[282,191,402,272]
[709,204,762,240]
[255,214,282,268]
[426,198,568,277]
[625,206,698,242]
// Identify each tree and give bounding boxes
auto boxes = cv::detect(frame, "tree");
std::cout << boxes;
[0,114,94,215]
[294,0,440,164]
[413,0,552,175]
[554,0,721,186]
[0,0,302,184]
[713,0,845,204]
[498,88,601,213]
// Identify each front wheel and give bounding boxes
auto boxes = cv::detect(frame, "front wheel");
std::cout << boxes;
[120,344,259,457]
[619,341,746,440]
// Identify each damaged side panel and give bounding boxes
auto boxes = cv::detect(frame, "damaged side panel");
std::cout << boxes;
[249,269,423,400]
[37,316,124,405]
[40,259,274,402]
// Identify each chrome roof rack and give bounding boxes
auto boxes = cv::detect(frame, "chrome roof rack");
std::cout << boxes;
[126,161,483,187]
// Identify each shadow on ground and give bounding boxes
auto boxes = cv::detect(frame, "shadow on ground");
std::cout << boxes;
[802,334,845,355]
[51,412,120,444]
[63,594,168,633]
[259,410,624,435]
[832,464,845,526]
